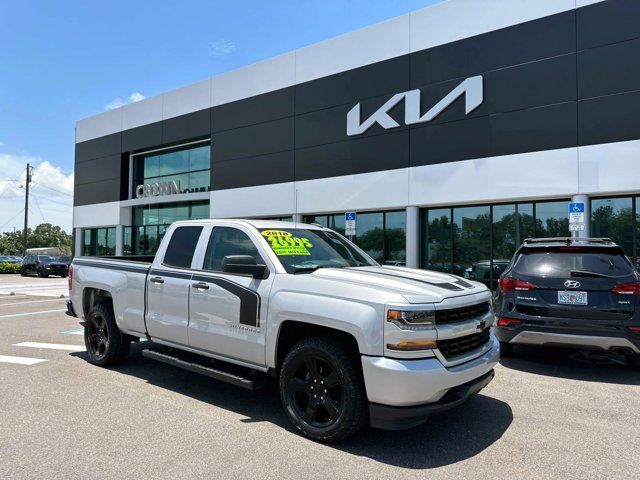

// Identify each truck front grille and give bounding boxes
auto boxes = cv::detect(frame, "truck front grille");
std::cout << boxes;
[437,328,491,360]
[435,301,490,325]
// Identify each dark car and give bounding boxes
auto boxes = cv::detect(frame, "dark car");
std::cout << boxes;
[46,256,73,277]
[20,255,58,277]
[494,237,640,370]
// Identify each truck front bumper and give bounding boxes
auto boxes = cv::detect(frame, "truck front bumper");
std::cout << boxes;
[362,334,499,430]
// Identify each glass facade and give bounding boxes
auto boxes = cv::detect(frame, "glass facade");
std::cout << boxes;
[124,201,209,256]
[133,143,211,195]
[305,210,405,265]
[421,200,567,290]
[82,227,116,256]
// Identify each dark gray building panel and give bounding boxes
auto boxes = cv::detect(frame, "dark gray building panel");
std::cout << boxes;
[74,178,121,206]
[212,150,294,190]
[121,121,163,153]
[162,108,211,145]
[579,90,640,146]
[410,10,575,87]
[75,132,121,163]
[578,37,640,99]
[577,0,640,50]
[212,87,294,133]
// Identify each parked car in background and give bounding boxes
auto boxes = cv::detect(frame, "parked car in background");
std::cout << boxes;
[20,254,57,277]
[46,256,73,277]
[494,238,640,370]
[9,256,23,263]
[0,256,15,263]
[463,259,511,290]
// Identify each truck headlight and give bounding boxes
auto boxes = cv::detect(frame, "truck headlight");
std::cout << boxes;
[387,309,435,330]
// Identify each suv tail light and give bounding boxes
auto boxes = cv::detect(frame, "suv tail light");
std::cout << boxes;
[497,317,522,327]
[67,265,73,290]
[500,277,536,292]
[611,282,640,295]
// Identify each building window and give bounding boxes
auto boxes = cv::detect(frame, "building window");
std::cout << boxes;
[420,199,569,290]
[125,201,209,256]
[304,211,405,265]
[82,227,116,256]
[132,142,211,196]
[591,197,634,259]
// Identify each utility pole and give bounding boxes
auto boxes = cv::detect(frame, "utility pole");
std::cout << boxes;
[22,164,33,255]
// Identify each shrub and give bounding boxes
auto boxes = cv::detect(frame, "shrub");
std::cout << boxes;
[0,263,21,274]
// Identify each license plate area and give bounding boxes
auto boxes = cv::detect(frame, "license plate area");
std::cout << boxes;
[557,290,588,305]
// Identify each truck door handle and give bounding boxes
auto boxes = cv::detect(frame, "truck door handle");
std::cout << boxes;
[192,282,209,290]
[150,276,165,284]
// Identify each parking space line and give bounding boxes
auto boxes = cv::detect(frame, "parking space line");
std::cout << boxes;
[62,329,84,335]
[0,355,47,365]
[14,342,85,352]
[0,309,66,319]
[0,298,64,307]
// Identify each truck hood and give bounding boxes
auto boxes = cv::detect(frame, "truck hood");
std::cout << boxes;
[310,265,487,303]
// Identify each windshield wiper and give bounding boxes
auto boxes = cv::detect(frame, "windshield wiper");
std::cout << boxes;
[570,270,613,279]
[292,265,324,274]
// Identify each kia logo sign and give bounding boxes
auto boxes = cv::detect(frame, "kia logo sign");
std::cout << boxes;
[136,180,181,198]
[346,75,483,136]
[564,280,581,289]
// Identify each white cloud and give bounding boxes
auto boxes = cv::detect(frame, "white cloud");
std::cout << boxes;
[209,39,236,57]
[0,153,73,233]
[105,91,146,110]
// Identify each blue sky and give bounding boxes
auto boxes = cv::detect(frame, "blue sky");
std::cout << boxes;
[0,0,441,232]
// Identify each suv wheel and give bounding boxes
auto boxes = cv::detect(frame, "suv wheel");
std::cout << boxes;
[279,336,367,442]
[37,268,48,278]
[84,303,131,366]
[625,353,640,370]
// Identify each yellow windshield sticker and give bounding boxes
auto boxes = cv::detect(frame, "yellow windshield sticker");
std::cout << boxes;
[263,232,313,256]
[261,230,292,238]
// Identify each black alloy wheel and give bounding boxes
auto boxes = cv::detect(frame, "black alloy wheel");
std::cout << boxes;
[86,311,110,362]
[287,356,343,428]
[84,303,131,366]
[279,336,367,442]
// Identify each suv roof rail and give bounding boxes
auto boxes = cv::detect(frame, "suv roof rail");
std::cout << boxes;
[522,237,615,245]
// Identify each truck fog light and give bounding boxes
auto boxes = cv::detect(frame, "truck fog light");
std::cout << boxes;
[386,340,437,351]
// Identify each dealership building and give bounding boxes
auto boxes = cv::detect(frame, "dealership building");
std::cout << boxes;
[74,0,640,289]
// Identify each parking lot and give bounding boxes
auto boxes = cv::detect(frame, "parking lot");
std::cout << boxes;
[0,276,638,480]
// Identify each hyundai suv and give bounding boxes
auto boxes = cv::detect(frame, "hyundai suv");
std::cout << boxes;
[494,238,640,370]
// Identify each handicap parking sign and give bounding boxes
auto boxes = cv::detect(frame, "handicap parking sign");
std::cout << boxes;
[568,203,585,213]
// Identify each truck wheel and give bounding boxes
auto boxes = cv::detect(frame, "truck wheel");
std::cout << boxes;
[279,336,367,442]
[84,303,131,366]
[626,353,640,370]
[499,342,513,357]
[37,269,48,278]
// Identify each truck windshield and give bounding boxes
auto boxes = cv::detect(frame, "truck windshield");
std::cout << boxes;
[259,228,377,273]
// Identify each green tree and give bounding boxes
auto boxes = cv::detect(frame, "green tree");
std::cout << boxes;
[0,223,72,255]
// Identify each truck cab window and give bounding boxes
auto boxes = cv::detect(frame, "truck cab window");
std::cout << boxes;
[163,226,203,268]
[203,227,263,272]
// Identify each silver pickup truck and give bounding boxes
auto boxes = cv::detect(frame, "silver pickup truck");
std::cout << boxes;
[67,219,499,441]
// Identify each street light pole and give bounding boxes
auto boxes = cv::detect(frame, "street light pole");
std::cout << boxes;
[22,163,33,255]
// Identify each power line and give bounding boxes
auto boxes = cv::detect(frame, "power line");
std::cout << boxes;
[0,208,25,232]
[31,194,46,223]
[32,182,73,197]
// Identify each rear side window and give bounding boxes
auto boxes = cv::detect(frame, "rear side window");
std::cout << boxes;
[513,250,634,278]
[163,226,203,268]
[203,227,263,272]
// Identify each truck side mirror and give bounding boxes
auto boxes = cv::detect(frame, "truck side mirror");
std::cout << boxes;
[221,255,268,279]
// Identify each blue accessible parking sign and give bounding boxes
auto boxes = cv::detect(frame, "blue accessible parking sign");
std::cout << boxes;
[568,203,585,213]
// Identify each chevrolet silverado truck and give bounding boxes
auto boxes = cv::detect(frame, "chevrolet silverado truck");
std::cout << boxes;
[67,219,499,441]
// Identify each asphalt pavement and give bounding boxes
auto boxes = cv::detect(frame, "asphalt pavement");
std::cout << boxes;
[0,282,638,479]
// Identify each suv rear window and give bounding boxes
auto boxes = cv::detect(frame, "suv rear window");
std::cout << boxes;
[513,249,634,278]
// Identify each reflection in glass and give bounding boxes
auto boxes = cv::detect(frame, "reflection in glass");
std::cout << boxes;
[453,206,491,284]
[356,212,384,263]
[422,208,451,272]
[385,211,406,265]
[535,201,569,237]
[591,197,633,256]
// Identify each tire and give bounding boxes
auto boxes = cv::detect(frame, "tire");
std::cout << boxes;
[499,341,513,357]
[37,268,48,278]
[625,353,640,370]
[84,303,131,366]
[279,336,367,442]
[20,270,26,277]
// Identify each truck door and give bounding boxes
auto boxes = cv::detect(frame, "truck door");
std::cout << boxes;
[188,226,273,366]
[146,226,204,344]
